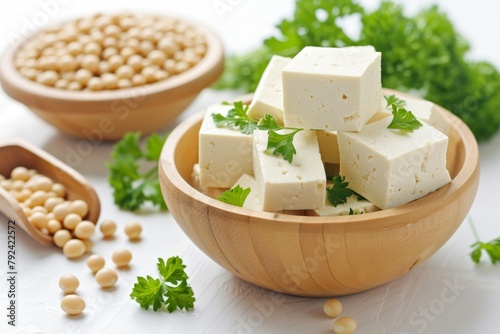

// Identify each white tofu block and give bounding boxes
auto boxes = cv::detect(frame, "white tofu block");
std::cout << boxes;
[253,129,326,211]
[246,55,291,125]
[199,104,253,188]
[232,173,261,211]
[374,96,432,122]
[307,195,379,216]
[338,118,451,209]
[316,130,340,164]
[371,95,450,135]
[282,46,382,131]
[191,164,226,199]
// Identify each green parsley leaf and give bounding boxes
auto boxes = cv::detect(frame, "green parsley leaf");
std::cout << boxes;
[130,256,195,312]
[387,105,423,132]
[212,101,257,134]
[217,185,251,207]
[107,132,168,211]
[130,275,165,311]
[256,114,303,163]
[164,279,196,313]
[158,256,188,284]
[326,176,354,207]
[470,238,500,264]
[384,95,406,109]
[257,114,281,130]
[266,129,302,163]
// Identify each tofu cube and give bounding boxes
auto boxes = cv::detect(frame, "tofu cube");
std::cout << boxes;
[316,130,340,164]
[253,129,326,211]
[231,174,308,215]
[191,164,226,199]
[199,104,253,188]
[338,118,451,209]
[232,174,261,211]
[282,46,381,131]
[246,55,291,125]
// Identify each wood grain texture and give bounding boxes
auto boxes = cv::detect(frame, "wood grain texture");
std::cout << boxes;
[0,139,100,246]
[0,18,224,141]
[159,90,479,297]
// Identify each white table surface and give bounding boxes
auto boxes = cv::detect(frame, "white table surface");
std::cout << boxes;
[1,1,500,333]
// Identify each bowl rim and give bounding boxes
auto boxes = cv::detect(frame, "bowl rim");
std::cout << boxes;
[0,14,224,109]
[160,89,479,227]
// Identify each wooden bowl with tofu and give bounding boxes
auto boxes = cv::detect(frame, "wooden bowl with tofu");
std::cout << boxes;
[158,89,479,297]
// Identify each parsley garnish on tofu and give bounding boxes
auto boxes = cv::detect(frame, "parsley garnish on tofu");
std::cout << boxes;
[257,114,303,163]
[217,185,251,207]
[211,101,257,134]
[326,176,355,207]
[384,95,406,109]
[387,105,423,132]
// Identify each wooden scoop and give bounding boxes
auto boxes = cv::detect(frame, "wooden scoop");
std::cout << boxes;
[0,139,100,246]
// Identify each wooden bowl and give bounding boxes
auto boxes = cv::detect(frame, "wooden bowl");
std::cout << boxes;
[0,18,224,141]
[158,90,479,297]
[0,139,100,246]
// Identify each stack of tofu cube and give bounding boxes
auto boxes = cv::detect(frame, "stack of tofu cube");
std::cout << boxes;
[196,46,451,215]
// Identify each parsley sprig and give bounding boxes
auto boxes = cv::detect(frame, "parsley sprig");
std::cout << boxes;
[326,176,355,207]
[217,185,251,207]
[384,95,406,109]
[107,132,168,211]
[130,256,195,312]
[469,217,500,264]
[257,114,303,163]
[212,101,257,134]
[387,105,423,132]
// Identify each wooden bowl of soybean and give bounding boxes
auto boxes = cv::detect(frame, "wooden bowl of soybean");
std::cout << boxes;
[158,90,479,297]
[0,13,224,140]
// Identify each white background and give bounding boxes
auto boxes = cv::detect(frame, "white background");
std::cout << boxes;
[1,1,500,333]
